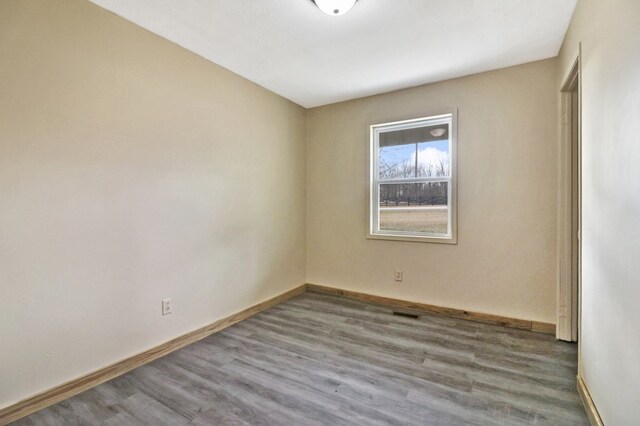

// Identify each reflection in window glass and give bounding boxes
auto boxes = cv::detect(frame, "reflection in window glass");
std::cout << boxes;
[379,140,450,179]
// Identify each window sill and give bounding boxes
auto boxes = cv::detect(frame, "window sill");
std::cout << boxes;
[366,233,457,245]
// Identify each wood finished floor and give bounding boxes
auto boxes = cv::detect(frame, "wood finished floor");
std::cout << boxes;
[14,292,588,425]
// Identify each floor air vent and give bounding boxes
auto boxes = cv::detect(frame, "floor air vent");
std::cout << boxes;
[392,311,420,319]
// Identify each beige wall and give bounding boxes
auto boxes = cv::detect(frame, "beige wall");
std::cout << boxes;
[307,59,559,324]
[0,0,306,408]
[558,1,640,424]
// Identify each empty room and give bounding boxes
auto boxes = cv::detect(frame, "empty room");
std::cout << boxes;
[1,0,638,424]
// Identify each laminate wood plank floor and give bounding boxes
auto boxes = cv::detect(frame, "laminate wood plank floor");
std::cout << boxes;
[14,292,588,425]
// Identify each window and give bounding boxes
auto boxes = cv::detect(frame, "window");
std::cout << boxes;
[368,112,457,243]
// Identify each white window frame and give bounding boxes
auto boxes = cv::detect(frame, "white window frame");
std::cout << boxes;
[367,111,457,244]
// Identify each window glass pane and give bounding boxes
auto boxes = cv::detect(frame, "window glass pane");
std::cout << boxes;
[379,182,448,234]
[378,125,450,179]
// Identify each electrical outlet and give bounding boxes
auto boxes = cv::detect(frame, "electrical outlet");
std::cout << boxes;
[162,298,172,316]
[395,270,403,282]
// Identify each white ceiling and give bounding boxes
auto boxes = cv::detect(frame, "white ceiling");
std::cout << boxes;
[89,0,577,108]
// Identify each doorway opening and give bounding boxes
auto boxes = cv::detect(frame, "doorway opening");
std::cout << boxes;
[558,55,581,343]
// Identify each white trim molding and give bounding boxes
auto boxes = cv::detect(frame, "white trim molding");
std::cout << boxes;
[557,49,581,342]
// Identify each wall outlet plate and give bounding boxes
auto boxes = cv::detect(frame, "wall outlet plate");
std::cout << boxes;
[395,270,403,282]
[162,298,172,315]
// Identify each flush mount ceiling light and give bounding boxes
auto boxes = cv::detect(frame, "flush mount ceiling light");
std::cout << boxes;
[312,0,357,16]
[430,128,447,137]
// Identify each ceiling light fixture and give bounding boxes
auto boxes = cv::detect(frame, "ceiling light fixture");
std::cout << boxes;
[312,0,357,16]
[430,128,446,138]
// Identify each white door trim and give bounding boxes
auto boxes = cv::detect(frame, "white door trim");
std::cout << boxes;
[557,48,581,343]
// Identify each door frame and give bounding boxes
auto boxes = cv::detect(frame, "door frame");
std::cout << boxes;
[557,49,582,344]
